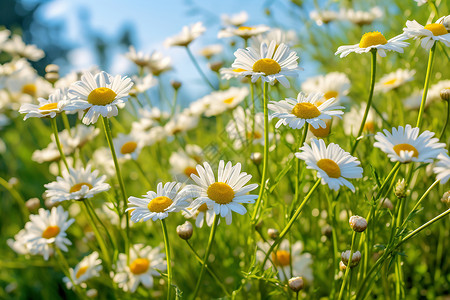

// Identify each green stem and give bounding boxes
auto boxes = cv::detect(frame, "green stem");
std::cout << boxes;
[132,160,152,188]
[54,247,86,299]
[171,89,179,116]
[338,231,357,300]
[161,219,172,300]
[290,125,309,217]
[439,100,450,140]
[401,179,439,228]
[192,215,219,299]
[185,46,215,90]
[351,49,377,155]
[416,43,436,128]
[50,118,69,170]
[61,112,71,135]
[0,176,29,221]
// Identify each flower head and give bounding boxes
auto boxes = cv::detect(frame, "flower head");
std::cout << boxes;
[301,72,351,104]
[403,20,450,50]
[164,22,205,47]
[218,25,270,39]
[19,88,69,120]
[226,106,268,149]
[375,69,415,92]
[63,252,102,290]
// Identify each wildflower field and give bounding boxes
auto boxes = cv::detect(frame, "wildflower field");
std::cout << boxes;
[1,0,449,299]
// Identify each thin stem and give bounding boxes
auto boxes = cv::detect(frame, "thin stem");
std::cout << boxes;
[439,100,450,140]
[185,46,215,90]
[0,176,29,221]
[101,116,130,263]
[61,112,71,135]
[50,118,69,170]
[251,82,269,224]
[54,247,86,299]
[161,219,172,300]
[338,231,357,300]
[171,89,179,116]
[416,43,436,128]
[290,125,309,217]
[132,160,152,188]
[351,49,377,155]
[192,214,219,299]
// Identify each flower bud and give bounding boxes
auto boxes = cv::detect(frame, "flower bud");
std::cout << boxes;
[177,221,193,240]
[341,250,361,268]
[267,228,279,240]
[251,152,263,165]
[349,215,367,232]
[440,88,450,102]
[45,72,59,84]
[381,198,394,210]
[288,277,304,292]
[441,190,450,205]
[208,61,223,73]
[25,198,40,211]
[8,177,18,187]
[86,289,98,298]
[339,260,347,271]
[394,179,409,199]
[45,64,59,74]
[171,80,182,90]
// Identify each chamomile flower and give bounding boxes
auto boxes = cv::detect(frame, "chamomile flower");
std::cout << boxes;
[164,111,199,136]
[375,69,415,92]
[169,149,200,181]
[113,133,143,161]
[374,125,446,163]
[129,74,157,96]
[342,7,383,26]
[269,92,344,130]
[146,51,172,76]
[250,28,298,49]
[19,88,68,120]
[343,103,380,136]
[201,86,248,117]
[221,11,249,27]
[44,165,110,204]
[182,203,216,228]
[125,46,152,67]
[433,152,450,184]
[127,182,189,222]
[226,106,267,149]
[198,44,224,59]
[231,40,301,88]
[295,139,363,191]
[63,252,102,290]
[403,20,450,50]
[335,31,409,58]
[164,22,206,47]
[301,72,350,104]
[309,10,340,26]
[218,25,270,39]
[2,35,45,61]
[66,71,133,125]
[113,244,166,293]
[24,206,75,260]
[7,229,30,255]
[182,160,258,225]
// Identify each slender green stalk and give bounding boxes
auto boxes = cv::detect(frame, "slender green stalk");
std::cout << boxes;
[326,193,339,299]
[351,49,377,155]
[192,215,219,299]
[170,89,179,116]
[338,231,357,300]
[185,46,215,90]
[61,112,71,135]
[0,176,29,221]
[50,118,69,170]
[251,82,269,224]
[54,247,86,299]
[401,179,439,228]
[290,125,309,217]
[101,116,130,262]
[439,100,450,140]
[261,178,321,269]
[85,199,117,253]
[416,44,436,128]
[161,219,172,300]
[132,160,152,188]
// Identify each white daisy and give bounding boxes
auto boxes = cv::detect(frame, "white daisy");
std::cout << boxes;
[129,74,157,96]
[295,139,363,191]
[309,10,340,26]
[182,160,258,225]
[250,28,298,50]
[125,46,152,67]
[269,92,344,130]
[7,229,30,255]
[218,25,270,39]
[2,35,45,61]
[226,106,267,149]
[113,133,143,161]
[198,44,223,59]
[146,51,172,76]
[23,206,75,260]
[113,244,166,293]
[44,165,110,204]
[19,88,69,120]
[66,71,133,125]
[403,20,450,50]
[301,72,350,104]
[169,149,200,181]
[127,182,189,222]
[221,11,249,27]
[375,69,415,92]
[64,124,100,149]
[335,31,409,58]
[164,22,206,47]
[164,111,199,136]
[343,103,380,136]
[231,40,301,88]
[63,252,103,290]
[433,152,450,184]
[342,7,383,26]
[182,203,216,228]
[201,86,248,117]
[373,124,446,163]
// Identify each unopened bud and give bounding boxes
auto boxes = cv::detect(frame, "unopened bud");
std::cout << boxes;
[171,80,182,90]
[322,224,332,237]
[441,191,450,205]
[339,260,347,271]
[208,61,223,73]
[381,198,394,210]
[440,88,450,102]
[288,276,304,292]
[251,152,263,165]
[44,199,59,209]
[341,250,361,268]
[45,72,59,84]
[86,288,98,298]
[394,179,409,199]
[176,221,193,240]
[45,64,59,74]
[267,228,279,240]
[25,198,40,211]
[349,215,367,232]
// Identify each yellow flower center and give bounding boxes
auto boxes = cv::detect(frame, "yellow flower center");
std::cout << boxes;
[363,121,375,132]
[120,141,138,155]
[147,196,173,213]
[76,266,89,279]
[309,123,331,138]
[252,58,281,75]
[393,143,419,158]
[424,23,448,36]
[359,31,388,48]
[70,182,93,193]
[317,158,341,178]
[39,103,58,111]
[184,166,198,177]
[87,87,117,105]
[233,68,246,72]
[223,97,235,104]
[129,258,150,275]
[238,26,255,31]
[272,250,291,266]
[324,91,338,100]
[383,78,397,86]
[198,203,208,212]
[42,225,60,239]
[247,131,262,139]
[22,83,37,96]
[207,182,235,204]
[291,102,321,119]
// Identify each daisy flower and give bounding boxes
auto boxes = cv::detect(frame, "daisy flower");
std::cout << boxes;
[269,92,344,130]
[63,124,100,149]
[295,139,363,191]
[231,40,301,88]
[335,31,409,58]
[375,69,415,92]
[164,111,199,136]
[218,25,270,40]
[343,103,380,136]
[129,74,157,96]
[309,10,340,26]
[403,20,450,50]
[301,72,350,104]
[7,229,30,255]
[198,44,223,59]
[146,51,172,76]
[44,165,110,204]
[164,22,206,47]
[19,88,68,120]
[250,28,298,50]
[66,71,133,125]
[221,11,248,27]
[127,182,189,222]
[24,206,75,260]
[433,152,450,184]
[373,124,446,163]
[63,252,103,290]
[201,86,249,117]
[342,7,383,26]
[113,244,166,293]
[2,35,45,61]
[257,240,313,282]
[169,149,200,181]
[182,160,258,225]
[113,133,144,161]
[125,46,152,67]
[226,106,267,149]
[182,203,216,228]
